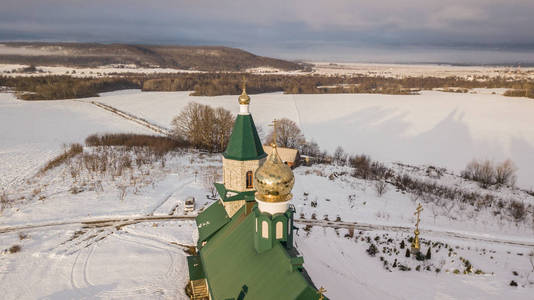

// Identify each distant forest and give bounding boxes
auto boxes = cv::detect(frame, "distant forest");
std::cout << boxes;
[0,42,303,72]
[1,73,533,100]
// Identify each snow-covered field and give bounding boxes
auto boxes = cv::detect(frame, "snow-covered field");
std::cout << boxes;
[309,62,534,79]
[1,87,534,299]
[4,61,534,80]
[0,92,153,190]
[93,89,534,190]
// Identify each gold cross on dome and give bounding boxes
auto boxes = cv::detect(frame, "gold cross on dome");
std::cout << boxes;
[242,75,247,92]
[317,287,327,300]
[269,119,279,147]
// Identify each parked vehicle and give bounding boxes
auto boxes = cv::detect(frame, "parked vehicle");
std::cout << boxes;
[184,196,195,212]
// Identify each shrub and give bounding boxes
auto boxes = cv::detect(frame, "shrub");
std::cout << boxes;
[400,240,405,249]
[405,248,411,257]
[367,244,378,256]
[495,160,517,186]
[509,280,518,287]
[349,155,371,178]
[333,146,348,166]
[0,191,9,212]
[425,247,432,260]
[8,245,21,253]
[462,159,495,187]
[462,159,517,188]
[415,251,426,261]
[40,143,83,173]
[398,264,411,271]
[85,133,186,156]
[509,201,526,221]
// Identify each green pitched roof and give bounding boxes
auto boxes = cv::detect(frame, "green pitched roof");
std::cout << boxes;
[198,205,323,300]
[196,200,230,245]
[223,114,267,161]
[215,182,256,202]
[187,255,206,281]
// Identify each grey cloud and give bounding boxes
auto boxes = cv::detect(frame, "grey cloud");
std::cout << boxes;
[1,0,534,63]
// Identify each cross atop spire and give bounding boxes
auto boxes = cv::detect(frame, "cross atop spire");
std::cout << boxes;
[269,119,279,148]
[238,76,250,105]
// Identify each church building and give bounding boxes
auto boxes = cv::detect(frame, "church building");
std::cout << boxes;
[187,85,326,300]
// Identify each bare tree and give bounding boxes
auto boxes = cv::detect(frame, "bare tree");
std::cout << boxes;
[333,146,347,166]
[265,118,305,149]
[256,126,265,144]
[374,180,388,197]
[171,102,235,152]
[117,184,127,201]
[212,107,235,152]
[203,167,221,199]
[301,139,321,157]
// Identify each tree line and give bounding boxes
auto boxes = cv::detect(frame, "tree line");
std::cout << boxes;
[2,72,534,100]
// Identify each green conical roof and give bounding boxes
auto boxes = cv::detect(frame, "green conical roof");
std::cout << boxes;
[223,114,267,161]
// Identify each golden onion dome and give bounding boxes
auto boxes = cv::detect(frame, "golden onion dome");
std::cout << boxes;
[238,87,250,105]
[254,144,295,202]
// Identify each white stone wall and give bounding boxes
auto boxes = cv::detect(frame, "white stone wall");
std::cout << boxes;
[222,157,265,192]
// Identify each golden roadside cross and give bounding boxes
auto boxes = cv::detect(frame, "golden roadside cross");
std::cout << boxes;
[414,203,423,229]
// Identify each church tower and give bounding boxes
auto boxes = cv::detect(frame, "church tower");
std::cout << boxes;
[218,82,267,217]
[253,141,295,253]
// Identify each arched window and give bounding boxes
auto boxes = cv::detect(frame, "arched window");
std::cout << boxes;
[276,221,283,239]
[246,171,253,188]
[262,221,269,239]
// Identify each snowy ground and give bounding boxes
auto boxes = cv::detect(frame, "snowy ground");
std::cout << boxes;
[298,227,534,300]
[1,87,534,299]
[0,92,153,191]
[309,62,534,80]
[3,61,534,79]
[93,89,534,190]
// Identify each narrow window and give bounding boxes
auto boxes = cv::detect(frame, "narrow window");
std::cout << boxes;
[276,221,283,239]
[262,221,269,239]
[246,171,253,188]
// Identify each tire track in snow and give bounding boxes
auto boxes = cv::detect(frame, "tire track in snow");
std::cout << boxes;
[79,100,171,136]
[83,244,96,288]
[146,178,194,216]
[2,216,533,247]
[70,249,83,293]
[104,233,180,298]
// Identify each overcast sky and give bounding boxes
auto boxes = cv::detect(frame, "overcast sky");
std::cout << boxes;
[2,0,534,64]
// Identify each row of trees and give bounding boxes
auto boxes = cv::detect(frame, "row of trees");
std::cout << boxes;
[4,72,534,100]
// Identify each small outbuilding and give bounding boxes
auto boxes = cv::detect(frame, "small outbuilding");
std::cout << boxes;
[262,145,300,168]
